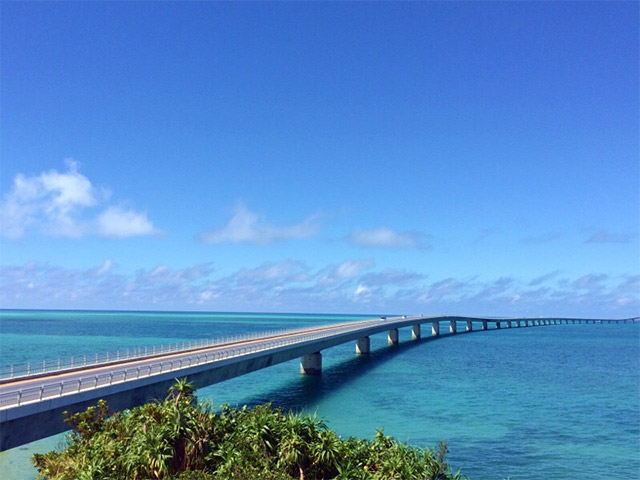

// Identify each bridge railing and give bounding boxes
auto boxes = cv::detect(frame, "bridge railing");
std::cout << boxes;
[0,318,385,410]
[0,322,355,382]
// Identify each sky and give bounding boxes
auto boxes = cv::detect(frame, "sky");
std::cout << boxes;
[1,1,638,317]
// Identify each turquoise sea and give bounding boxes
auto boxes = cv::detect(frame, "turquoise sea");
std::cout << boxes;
[0,310,638,479]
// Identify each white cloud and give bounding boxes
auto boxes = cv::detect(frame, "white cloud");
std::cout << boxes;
[96,259,115,275]
[361,269,426,287]
[0,160,157,239]
[317,259,375,286]
[97,207,157,238]
[349,227,428,249]
[200,203,321,245]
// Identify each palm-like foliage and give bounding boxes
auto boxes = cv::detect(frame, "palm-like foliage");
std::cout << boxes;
[33,379,465,480]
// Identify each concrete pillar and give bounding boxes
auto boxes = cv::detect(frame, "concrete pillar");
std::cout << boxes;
[412,324,421,340]
[496,322,501,329]
[300,352,322,375]
[388,329,399,345]
[482,321,488,330]
[572,319,575,324]
[432,321,440,336]
[507,321,512,328]
[356,337,370,354]
[449,320,457,334]
[466,320,473,332]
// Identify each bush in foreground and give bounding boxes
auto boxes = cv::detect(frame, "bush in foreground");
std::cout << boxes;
[33,379,464,480]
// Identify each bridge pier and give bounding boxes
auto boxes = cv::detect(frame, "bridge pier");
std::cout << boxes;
[388,329,399,345]
[482,321,488,331]
[412,324,421,340]
[507,321,512,328]
[466,320,473,332]
[432,321,440,336]
[449,320,457,334]
[356,337,370,354]
[300,352,322,375]
[496,322,501,329]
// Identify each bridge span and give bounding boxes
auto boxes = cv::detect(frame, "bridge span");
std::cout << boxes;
[0,314,635,450]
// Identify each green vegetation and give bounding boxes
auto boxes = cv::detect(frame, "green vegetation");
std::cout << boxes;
[33,379,463,480]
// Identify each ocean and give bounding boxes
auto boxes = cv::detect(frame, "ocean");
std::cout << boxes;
[0,310,638,479]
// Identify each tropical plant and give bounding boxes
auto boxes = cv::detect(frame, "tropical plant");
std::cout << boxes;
[32,379,465,480]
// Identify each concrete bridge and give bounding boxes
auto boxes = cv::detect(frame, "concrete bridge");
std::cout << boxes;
[0,314,636,450]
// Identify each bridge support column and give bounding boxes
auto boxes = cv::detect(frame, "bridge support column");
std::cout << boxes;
[466,321,473,332]
[507,321,512,328]
[356,337,370,354]
[482,321,488,331]
[432,322,440,336]
[516,320,521,327]
[388,329,399,345]
[300,352,322,375]
[412,324,421,340]
[450,321,457,334]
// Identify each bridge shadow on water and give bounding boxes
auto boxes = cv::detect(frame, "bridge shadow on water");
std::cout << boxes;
[235,328,501,413]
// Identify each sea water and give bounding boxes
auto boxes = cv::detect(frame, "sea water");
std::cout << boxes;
[0,310,638,479]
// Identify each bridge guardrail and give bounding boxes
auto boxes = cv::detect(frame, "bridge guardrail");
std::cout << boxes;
[0,323,359,381]
[0,318,387,410]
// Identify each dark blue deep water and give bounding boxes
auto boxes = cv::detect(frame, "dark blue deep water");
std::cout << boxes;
[1,310,638,479]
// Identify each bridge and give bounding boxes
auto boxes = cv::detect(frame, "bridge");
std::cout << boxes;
[0,314,636,450]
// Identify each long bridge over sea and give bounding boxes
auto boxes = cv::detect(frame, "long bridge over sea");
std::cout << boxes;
[0,314,637,450]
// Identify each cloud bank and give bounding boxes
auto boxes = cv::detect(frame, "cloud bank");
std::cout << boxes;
[2,260,637,318]
[0,160,158,239]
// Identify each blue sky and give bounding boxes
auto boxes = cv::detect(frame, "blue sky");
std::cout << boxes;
[1,1,638,317]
